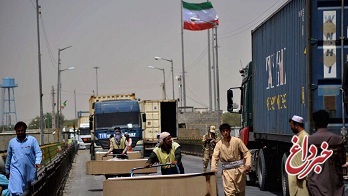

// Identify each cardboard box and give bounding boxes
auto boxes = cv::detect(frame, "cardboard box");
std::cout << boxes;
[96,151,141,161]
[103,172,217,196]
[127,151,141,159]
[96,152,111,161]
[86,159,156,175]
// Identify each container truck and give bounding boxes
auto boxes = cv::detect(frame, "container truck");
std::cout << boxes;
[89,93,144,160]
[227,0,348,195]
[139,99,178,156]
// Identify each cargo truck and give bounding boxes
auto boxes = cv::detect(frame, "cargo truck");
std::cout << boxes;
[77,111,91,149]
[139,99,178,157]
[89,93,144,160]
[227,0,348,195]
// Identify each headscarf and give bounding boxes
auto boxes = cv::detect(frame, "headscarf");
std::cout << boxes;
[114,129,122,146]
[158,132,171,146]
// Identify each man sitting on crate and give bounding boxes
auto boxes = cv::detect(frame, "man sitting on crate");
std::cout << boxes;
[103,127,126,158]
[145,132,185,175]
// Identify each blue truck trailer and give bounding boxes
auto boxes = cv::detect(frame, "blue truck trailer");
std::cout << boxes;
[89,94,144,160]
[227,0,348,195]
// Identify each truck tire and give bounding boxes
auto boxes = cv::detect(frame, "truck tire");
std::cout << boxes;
[257,149,274,191]
[281,153,290,196]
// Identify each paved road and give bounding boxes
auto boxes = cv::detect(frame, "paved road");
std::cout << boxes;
[63,150,281,196]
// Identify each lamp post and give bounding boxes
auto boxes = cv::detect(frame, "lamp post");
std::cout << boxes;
[155,57,174,100]
[93,66,100,96]
[57,46,73,143]
[57,66,74,141]
[57,46,72,135]
[190,17,220,111]
[149,66,166,100]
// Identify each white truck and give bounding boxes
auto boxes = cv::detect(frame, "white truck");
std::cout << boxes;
[76,111,91,149]
[139,99,178,156]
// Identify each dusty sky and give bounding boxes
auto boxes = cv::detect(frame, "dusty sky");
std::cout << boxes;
[0,0,287,124]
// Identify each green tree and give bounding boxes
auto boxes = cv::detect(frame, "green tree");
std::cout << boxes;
[28,113,61,129]
[222,112,241,127]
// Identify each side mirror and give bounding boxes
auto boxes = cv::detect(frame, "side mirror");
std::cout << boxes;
[142,113,146,122]
[227,89,233,112]
[89,115,93,129]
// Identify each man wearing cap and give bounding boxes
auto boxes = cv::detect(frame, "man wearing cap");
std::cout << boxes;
[145,132,185,175]
[103,128,126,158]
[288,115,309,196]
[202,125,219,172]
[211,123,251,195]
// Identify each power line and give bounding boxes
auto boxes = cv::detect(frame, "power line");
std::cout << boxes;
[186,47,208,71]
[219,0,283,40]
[40,15,56,68]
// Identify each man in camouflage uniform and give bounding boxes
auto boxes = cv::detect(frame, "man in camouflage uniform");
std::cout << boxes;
[202,126,219,172]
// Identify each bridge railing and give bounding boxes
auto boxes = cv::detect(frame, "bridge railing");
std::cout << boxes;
[178,138,203,157]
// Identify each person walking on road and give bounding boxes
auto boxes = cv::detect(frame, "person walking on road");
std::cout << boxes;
[145,132,185,175]
[103,127,126,158]
[5,121,42,196]
[211,123,251,196]
[307,110,345,196]
[288,115,309,196]
[202,125,219,172]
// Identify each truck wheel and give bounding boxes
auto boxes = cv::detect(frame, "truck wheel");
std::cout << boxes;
[257,149,273,190]
[281,153,290,196]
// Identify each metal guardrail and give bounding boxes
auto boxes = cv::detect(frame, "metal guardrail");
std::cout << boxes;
[29,142,78,196]
[178,138,204,157]
[1,142,78,196]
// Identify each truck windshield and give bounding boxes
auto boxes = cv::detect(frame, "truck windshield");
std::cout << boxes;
[79,128,90,135]
[95,112,140,129]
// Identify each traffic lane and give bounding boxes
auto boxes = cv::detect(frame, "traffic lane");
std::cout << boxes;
[182,154,281,196]
[63,150,281,196]
[63,149,104,196]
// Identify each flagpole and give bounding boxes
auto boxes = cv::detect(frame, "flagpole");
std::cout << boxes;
[215,25,220,111]
[212,28,216,111]
[207,0,212,112]
[180,0,187,110]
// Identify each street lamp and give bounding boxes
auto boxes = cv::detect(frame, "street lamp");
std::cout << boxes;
[149,66,166,100]
[58,66,74,141]
[93,66,100,96]
[56,46,72,141]
[155,57,174,100]
[190,17,220,111]
[176,75,183,108]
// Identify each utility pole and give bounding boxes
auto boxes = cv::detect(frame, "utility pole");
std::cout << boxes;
[36,0,44,145]
[51,86,55,129]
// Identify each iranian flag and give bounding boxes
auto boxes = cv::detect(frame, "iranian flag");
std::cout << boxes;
[183,1,219,31]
